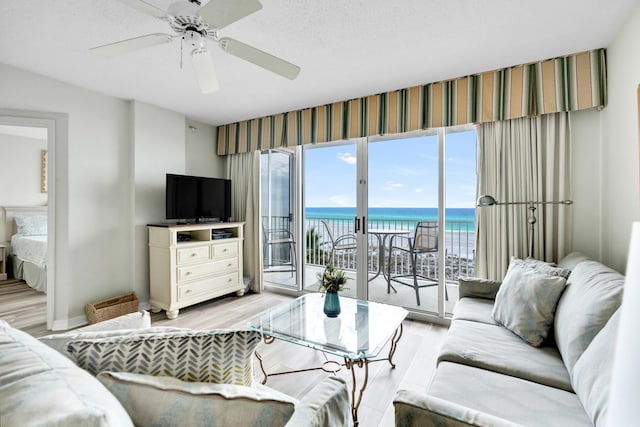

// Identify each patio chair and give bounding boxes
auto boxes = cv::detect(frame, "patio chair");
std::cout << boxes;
[386,221,447,306]
[262,223,296,275]
[320,220,357,266]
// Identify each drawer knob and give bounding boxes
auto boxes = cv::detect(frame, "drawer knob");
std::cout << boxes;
[186,289,192,294]
[185,272,191,276]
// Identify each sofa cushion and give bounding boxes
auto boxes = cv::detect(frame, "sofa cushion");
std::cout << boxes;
[97,372,296,427]
[0,320,132,426]
[452,297,497,325]
[39,326,189,359]
[285,377,351,427]
[438,319,572,391]
[458,277,502,300]
[572,309,620,426]
[492,262,567,346]
[554,260,624,373]
[67,329,261,386]
[557,252,590,271]
[427,362,592,427]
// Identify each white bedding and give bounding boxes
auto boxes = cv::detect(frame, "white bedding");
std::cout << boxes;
[10,234,47,293]
[11,234,48,268]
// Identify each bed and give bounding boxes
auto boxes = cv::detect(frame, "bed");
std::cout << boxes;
[2,206,48,293]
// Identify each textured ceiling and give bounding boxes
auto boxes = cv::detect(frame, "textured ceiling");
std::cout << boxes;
[0,0,637,126]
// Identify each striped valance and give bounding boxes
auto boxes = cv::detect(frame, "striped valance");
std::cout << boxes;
[217,48,606,155]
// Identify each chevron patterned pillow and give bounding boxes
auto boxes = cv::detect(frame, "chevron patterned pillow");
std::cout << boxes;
[66,329,262,386]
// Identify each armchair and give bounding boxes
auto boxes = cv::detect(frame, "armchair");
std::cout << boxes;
[321,219,357,266]
[386,221,446,306]
[1,312,352,427]
[263,223,296,275]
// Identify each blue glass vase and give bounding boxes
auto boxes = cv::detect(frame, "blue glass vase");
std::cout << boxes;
[323,291,341,318]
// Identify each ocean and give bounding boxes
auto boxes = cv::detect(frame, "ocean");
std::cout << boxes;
[304,207,476,258]
[305,207,475,228]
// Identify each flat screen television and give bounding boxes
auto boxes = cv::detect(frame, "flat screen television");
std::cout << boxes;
[165,174,231,223]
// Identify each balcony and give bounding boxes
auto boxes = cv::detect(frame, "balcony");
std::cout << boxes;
[263,215,475,314]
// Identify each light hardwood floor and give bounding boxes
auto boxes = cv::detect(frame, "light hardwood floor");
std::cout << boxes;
[0,280,448,427]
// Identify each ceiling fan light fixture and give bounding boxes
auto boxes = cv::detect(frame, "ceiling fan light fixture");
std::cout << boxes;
[191,47,219,93]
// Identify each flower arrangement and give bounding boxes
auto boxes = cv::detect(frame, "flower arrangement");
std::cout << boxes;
[317,263,349,293]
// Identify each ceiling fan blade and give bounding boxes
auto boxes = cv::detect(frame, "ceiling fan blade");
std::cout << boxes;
[198,0,262,29]
[89,33,174,57]
[116,0,168,19]
[219,37,300,80]
[191,48,220,94]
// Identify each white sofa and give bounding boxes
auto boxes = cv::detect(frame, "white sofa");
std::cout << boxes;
[0,312,351,426]
[394,253,624,427]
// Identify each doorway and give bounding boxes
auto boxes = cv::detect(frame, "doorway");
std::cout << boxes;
[0,110,63,330]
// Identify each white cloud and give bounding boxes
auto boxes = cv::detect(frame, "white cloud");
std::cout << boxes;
[337,152,356,165]
[329,195,353,207]
[383,181,404,190]
[415,187,424,193]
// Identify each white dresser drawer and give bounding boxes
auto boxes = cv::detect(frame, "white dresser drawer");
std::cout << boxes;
[178,272,239,301]
[176,245,209,264]
[176,258,238,282]
[212,241,238,259]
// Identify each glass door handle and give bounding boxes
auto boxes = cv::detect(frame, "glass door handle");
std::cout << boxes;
[354,216,360,233]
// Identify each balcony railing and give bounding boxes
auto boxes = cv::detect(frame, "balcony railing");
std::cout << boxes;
[264,215,476,281]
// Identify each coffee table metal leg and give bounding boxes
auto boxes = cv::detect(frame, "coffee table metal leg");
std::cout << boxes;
[387,323,403,368]
[344,358,369,427]
[254,351,268,385]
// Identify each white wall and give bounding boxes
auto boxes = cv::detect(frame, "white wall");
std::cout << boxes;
[570,3,640,273]
[132,101,186,304]
[0,63,221,327]
[0,133,48,207]
[186,118,224,178]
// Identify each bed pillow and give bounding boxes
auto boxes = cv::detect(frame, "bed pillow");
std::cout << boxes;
[66,329,262,386]
[14,215,47,236]
[97,372,296,427]
[492,262,567,346]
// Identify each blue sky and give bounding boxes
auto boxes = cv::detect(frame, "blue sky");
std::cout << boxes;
[304,130,477,208]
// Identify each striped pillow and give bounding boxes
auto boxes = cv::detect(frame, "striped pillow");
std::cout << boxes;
[67,330,261,386]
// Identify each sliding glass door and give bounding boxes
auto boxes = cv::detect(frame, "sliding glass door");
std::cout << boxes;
[261,127,477,319]
[302,141,360,294]
[261,149,298,288]
[365,134,441,312]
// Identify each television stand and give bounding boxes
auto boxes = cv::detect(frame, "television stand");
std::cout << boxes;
[148,222,246,319]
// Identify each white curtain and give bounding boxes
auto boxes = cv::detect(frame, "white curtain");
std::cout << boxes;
[476,112,572,280]
[227,151,263,293]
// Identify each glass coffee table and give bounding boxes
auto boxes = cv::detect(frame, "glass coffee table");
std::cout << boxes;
[247,293,408,425]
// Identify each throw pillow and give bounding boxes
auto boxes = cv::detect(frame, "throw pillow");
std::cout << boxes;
[39,326,189,360]
[97,372,296,427]
[67,329,262,386]
[76,310,151,332]
[14,215,47,236]
[492,262,567,346]
[511,256,571,279]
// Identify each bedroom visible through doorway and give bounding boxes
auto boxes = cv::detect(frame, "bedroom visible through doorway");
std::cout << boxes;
[0,116,54,331]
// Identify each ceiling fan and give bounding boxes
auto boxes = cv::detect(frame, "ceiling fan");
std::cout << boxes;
[90,0,301,93]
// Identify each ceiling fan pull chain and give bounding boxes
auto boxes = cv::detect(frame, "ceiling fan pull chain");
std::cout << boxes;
[180,36,184,69]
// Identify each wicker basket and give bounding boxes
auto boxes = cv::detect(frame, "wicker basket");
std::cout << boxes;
[85,292,139,324]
